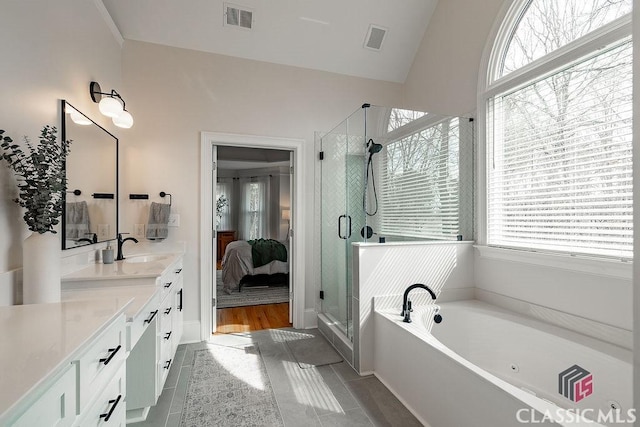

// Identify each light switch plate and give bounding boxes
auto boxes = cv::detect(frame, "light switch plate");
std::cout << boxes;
[134,223,145,236]
[98,224,110,240]
[168,214,180,227]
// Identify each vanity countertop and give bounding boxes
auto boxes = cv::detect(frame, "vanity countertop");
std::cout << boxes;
[62,252,181,282]
[62,285,159,321]
[0,298,131,418]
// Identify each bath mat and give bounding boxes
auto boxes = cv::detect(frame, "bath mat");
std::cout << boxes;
[180,345,283,427]
[285,334,343,369]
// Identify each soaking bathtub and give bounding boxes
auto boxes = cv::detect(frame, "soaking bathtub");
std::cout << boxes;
[373,300,632,427]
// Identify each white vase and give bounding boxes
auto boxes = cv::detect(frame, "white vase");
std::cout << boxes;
[22,232,61,304]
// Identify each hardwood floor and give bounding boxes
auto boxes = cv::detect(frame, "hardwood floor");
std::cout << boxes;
[216,302,291,334]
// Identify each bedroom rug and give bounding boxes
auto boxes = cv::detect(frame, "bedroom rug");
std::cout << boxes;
[180,344,283,427]
[285,332,343,369]
[216,270,289,309]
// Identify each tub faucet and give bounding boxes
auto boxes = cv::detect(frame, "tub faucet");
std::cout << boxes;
[116,233,139,261]
[401,283,437,323]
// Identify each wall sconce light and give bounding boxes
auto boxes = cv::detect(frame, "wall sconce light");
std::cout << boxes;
[89,81,134,129]
[65,104,92,126]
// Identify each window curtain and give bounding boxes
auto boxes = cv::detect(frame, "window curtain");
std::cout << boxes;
[238,175,270,240]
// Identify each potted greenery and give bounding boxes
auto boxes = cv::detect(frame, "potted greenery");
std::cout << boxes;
[0,125,71,304]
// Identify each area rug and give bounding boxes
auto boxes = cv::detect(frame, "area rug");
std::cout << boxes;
[216,270,289,308]
[180,344,283,426]
[285,333,343,369]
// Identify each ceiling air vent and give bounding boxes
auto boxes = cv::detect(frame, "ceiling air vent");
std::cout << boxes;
[364,24,387,51]
[224,3,253,29]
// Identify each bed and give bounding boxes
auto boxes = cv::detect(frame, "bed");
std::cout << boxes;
[221,239,289,293]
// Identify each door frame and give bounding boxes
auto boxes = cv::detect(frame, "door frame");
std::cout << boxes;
[200,131,306,339]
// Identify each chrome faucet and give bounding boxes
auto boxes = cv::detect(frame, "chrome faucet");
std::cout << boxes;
[401,283,437,323]
[116,233,139,261]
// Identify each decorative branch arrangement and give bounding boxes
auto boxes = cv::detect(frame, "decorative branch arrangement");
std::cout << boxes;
[216,194,229,219]
[0,126,71,234]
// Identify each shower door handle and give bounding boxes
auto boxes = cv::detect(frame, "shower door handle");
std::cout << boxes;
[338,215,353,239]
[338,215,352,239]
[338,215,346,239]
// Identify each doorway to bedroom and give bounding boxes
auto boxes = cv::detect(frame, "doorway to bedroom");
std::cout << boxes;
[214,146,293,332]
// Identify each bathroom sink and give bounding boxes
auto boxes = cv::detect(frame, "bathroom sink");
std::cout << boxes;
[124,254,170,264]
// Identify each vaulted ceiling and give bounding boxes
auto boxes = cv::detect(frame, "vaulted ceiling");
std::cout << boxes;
[101,0,438,83]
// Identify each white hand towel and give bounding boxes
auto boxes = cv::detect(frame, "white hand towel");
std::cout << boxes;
[146,202,171,240]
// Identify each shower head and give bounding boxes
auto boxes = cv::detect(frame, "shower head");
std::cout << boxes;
[367,139,383,155]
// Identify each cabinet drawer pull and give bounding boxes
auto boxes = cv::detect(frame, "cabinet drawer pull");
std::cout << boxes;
[144,310,158,324]
[164,306,172,315]
[99,345,122,366]
[99,394,122,422]
[178,289,183,311]
[164,331,172,340]
[164,281,173,288]
[164,359,172,370]
[175,268,182,274]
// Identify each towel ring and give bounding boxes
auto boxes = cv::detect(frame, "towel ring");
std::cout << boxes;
[160,191,172,206]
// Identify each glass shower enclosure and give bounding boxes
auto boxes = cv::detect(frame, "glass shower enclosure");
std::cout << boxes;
[318,104,475,343]
[318,104,374,340]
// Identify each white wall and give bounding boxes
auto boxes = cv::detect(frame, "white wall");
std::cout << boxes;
[0,0,122,302]
[119,40,403,327]
[403,0,504,115]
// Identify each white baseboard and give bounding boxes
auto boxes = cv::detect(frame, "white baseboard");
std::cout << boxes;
[304,308,317,329]
[180,320,202,344]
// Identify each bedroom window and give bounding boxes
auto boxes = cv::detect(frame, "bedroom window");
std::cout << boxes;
[484,0,632,259]
[240,180,266,240]
[380,115,473,240]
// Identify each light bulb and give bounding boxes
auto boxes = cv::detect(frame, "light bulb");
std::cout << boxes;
[69,109,91,125]
[113,110,134,128]
[98,96,123,118]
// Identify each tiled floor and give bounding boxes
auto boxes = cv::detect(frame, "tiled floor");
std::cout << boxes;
[131,328,422,427]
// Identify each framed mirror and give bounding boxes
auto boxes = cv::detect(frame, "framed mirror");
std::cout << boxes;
[61,100,118,249]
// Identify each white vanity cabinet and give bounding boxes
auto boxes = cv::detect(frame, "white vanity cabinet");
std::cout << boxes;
[10,367,77,427]
[157,259,184,388]
[0,300,130,427]
[73,314,127,427]
[59,251,186,424]
[76,364,126,427]
[126,255,184,422]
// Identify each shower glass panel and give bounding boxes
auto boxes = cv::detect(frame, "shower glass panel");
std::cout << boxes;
[320,106,368,340]
[319,104,474,342]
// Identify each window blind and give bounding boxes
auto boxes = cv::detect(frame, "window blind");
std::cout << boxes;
[380,118,462,240]
[488,40,633,258]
